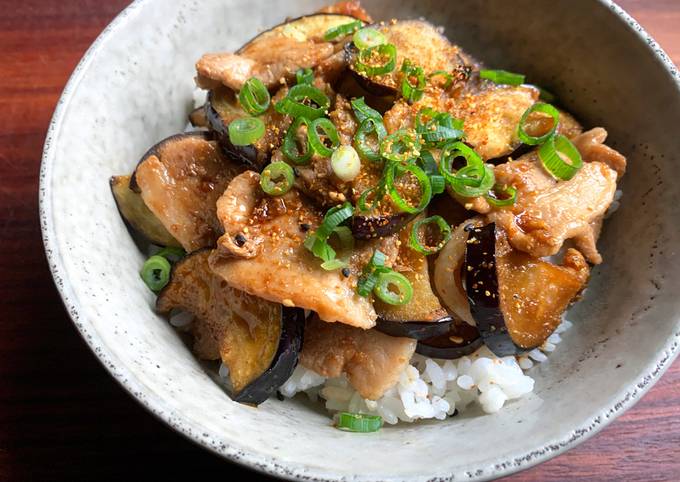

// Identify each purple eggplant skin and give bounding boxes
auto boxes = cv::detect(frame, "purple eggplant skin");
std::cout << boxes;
[232,307,306,405]
[204,91,262,170]
[344,42,398,97]
[376,316,454,341]
[463,223,522,356]
[416,336,482,359]
[351,212,415,239]
[129,131,214,193]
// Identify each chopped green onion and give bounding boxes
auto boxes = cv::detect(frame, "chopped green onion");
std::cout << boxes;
[275,84,330,120]
[260,162,295,196]
[154,247,186,263]
[238,77,270,116]
[321,258,348,271]
[332,226,355,251]
[351,97,383,123]
[417,150,438,175]
[336,412,383,433]
[305,203,354,263]
[517,102,560,146]
[354,118,387,162]
[295,68,314,85]
[331,145,361,181]
[357,250,389,297]
[429,70,454,89]
[380,129,421,163]
[416,108,464,147]
[409,215,452,255]
[430,174,445,194]
[140,255,171,292]
[282,116,313,164]
[353,27,387,50]
[374,271,413,305]
[228,117,265,146]
[401,59,425,104]
[438,141,484,183]
[485,184,517,207]
[356,185,382,212]
[538,134,583,181]
[324,20,363,41]
[384,162,432,214]
[309,118,340,157]
[449,164,496,198]
[480,69,525,86]
[355,43,397,77]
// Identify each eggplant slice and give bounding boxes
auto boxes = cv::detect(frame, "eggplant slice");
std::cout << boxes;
[156,250,304,405]
[130,132,245,253]
[196,14,362,91]
[463,223,589,356]
[347,20,470,96]
[416,321,482,359]
[188,105,208,128]
[206,86,291,170]
[110,175,180,247]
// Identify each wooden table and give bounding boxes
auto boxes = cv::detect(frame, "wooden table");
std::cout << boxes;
[1,1,678,480]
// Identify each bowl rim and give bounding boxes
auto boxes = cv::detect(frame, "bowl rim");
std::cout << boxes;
[39,1,680,480]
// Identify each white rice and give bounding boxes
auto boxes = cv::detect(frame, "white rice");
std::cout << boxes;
[269,319,573,424]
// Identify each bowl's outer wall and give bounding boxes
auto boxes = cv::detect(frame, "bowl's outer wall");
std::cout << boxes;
[40,0,679,480]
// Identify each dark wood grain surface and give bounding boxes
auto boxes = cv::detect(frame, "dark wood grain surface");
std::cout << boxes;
[0,1,678,480]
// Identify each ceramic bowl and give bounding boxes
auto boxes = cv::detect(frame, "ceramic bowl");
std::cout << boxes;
[40,0,680,480]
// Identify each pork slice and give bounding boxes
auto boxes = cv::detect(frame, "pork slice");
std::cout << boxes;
[196,37,334,91]
[209,171,378,328]
[300,316,416,400]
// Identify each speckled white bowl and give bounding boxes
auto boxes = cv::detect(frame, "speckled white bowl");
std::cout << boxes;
[40,0,680,480]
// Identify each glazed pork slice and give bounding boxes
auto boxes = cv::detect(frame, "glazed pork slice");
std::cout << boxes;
[208,171,378,329]
[132,133,245,252]
[300,316,416,400]
[461,128,625,264]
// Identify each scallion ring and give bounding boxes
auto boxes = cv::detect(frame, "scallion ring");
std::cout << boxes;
[260,162,295,196]
[374,270,413,305]
[355,43,397,77]
[430,174,445,194]
[429,70,454,89]
[140,255,171,292]
[385,162,432,214]
[517,102,560,146]
[320,258,348,271]
[331,145,361,182]
[538,134,583,181]
[353,27,387,50]
[309,117,340,157]
[380,129,421,163]
[401,60,426,104]
[448,164,496,198]
[336,412,383,433]
[351,97,383,123]
[305,202,354,263]
[409,215,452,256]
[485,184,517,207]
[357,250,389,297]
[324,20,363,41]
[354,118,387,162]
[416,108,464,146]
[438,141,484,184]
[228,117,265,146]
[282,116,313,164]
[275,84,330,120]
[480,69,525,86]
[295,67,314,85]
[238,77,270,116]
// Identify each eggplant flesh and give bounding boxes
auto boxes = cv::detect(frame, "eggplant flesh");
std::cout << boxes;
[463,223,589,356]
[189,105,208,128]
[109,175,180,248]
[347,20,469,95]
[156,250,304,405]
